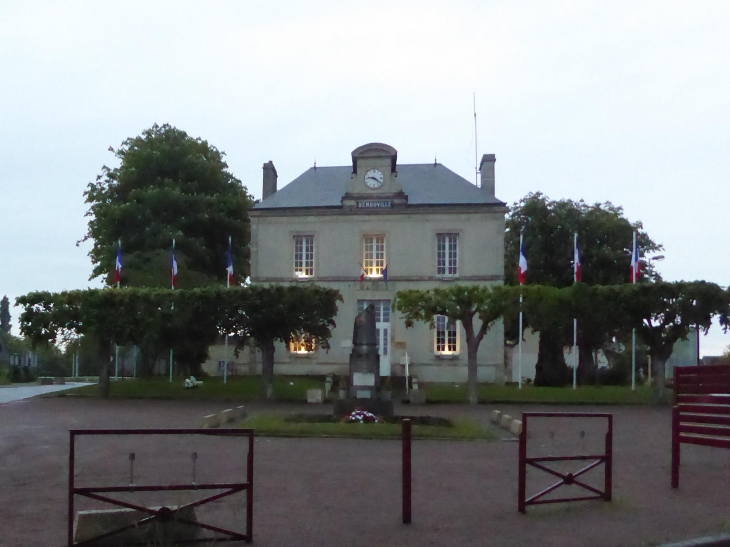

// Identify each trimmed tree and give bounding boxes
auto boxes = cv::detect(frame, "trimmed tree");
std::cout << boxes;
[395,285,509,404]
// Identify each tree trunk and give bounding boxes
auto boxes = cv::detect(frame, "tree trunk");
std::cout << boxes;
[652,353,668,404]
[534,330,569,387]
[467,339,479,405]
[260,341,275,400]
[577,343,596,385]
[98,340,111,398]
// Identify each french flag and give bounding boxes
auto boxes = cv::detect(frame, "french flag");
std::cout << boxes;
[630,244,640,283]
[359,264,366,282]
[227,238,234,287]
[518,239,528,285]
[171,246,178,289]
[114,243,123,286]
[574,235,582,283]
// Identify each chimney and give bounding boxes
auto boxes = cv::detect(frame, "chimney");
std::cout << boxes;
[262,161,277,200]
[479,154,495,197]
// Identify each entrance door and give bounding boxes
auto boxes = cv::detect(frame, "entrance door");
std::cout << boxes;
[357,300,391,376]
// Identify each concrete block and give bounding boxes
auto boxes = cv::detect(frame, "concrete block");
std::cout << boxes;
[510,419,523,436]
[235,406,247,420]
[54,377,66,385]
[219,409,235,424]
[409,389,426,405]
[74,506,198,545]
[200,414,219,428]
[490,410,502,424]
[307,389,324,404]
[39,377,54,385]
[500,414,513,430]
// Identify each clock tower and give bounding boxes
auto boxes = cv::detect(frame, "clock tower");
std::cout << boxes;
[342,143,408,209]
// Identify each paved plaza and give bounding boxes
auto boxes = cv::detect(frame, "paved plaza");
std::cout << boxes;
[2,396,730,547]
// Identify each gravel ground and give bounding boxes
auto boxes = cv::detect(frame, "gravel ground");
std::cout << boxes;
[1,396,729,547]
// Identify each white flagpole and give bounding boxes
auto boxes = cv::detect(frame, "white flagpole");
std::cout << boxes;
[170,238,175,383]
[518,233,523,390]
[115,239,120,380]
[224,236,230,385]
[631,230,637,391]
[573,232,578,390]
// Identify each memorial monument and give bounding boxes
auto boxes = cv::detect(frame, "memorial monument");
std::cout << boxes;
[334,304,394,418]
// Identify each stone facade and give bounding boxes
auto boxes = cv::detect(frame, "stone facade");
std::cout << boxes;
[249,143,508,383]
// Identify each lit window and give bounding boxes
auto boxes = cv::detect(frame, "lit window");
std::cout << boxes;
[290,336,315,354]
[435,315,459,354]
[294,235,315,278]
[363,235,386,277]
[437,234,458,276]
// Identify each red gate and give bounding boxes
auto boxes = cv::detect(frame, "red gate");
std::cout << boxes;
[518,412,613,513]
[68,428,254,546]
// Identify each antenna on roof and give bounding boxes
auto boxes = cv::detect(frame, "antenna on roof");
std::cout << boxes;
[313,158,317,170]
[473,92,479,187]
[434,154,437,167]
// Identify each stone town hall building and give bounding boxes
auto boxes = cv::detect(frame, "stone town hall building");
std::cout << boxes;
[248,143,507,383]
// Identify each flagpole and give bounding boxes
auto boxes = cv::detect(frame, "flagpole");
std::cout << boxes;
[573,232,578,390]
[170,238,175,384]
[631,230,637,391]
[115,239,120,380]
[518,233,523,390]
[224,236,231,385]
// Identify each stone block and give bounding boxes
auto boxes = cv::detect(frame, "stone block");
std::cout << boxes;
[409,389,426,405]
[219,409,235,424]
[510,419,523,436]
[74,506,198,545]
[490,410,502,424]
[307,389,324,404]
[39,377,54,385]
[500,414,513,430]
[200,414,219,428]
[54,377,66,385]
[235,406,247,420]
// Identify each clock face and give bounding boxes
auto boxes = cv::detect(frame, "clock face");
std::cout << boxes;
[364,169,384,189]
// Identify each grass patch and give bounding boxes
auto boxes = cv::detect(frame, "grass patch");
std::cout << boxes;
[241,413,494,440]
[425,383,664,405]
[61,376,323,402]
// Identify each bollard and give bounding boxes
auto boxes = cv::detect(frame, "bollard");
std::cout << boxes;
[402,419,412,524]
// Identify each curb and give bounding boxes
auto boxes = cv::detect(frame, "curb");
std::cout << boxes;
[657,534,730,547]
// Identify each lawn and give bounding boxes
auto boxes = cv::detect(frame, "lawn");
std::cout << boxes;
[240,413,494,440]
[425,383,665,405]
[61,376,324,401]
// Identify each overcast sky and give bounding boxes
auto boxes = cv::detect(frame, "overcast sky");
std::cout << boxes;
[1,1,729,355]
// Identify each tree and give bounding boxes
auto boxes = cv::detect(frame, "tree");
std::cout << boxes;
[395,285,509,404]
[504,193,662,386]
[1,296,10,333]
[620,281,730,402]
[81,123,254,289]
[221,285,342,399]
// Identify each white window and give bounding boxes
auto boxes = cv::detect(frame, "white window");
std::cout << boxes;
[435,315,459,355]
[294,235,315,278]
[363,235,386,278]
[290,336,314,354]
[437,234,459,277]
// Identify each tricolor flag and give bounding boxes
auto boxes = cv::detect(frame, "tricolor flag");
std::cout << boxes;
[382,264,388,283]
[574,234,582,283]
[630,241,640,283]
[171,243,178,289]
[518,238,528,285]
[114,242,123,286]
[359,264,366,282]
[226,237,234,287]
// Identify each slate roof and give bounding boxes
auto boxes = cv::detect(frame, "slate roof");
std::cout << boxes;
[253,164,504,209]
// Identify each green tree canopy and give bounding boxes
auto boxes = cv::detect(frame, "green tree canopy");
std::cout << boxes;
[81,123,255,289]
[504,192,663,386]
[0,295,10,333]
[395,285,509,404]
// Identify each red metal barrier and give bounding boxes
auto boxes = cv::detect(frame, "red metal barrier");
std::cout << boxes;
[518,412,613,513]
[672,364,730,488]
[68,428,254,546]
[402,419,412,524]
